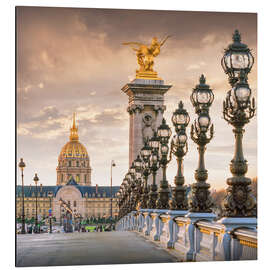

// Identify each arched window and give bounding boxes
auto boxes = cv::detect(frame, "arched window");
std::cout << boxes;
[68,161,72,167]
[61,174,63,183]
[76,174,80,183]
[74,201,76,207]
[76,161,79,167]
[84,175,87,184]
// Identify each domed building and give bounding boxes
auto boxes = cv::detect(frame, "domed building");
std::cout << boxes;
[56,113,91,186]
[16,113,120,227]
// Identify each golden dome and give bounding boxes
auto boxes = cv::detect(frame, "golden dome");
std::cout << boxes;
[59,141,89,159]
[58,113,89,160]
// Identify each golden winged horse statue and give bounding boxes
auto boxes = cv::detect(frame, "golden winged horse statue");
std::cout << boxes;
[123,36,171,79]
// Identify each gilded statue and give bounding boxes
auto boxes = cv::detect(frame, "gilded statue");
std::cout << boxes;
[123,36,171,79]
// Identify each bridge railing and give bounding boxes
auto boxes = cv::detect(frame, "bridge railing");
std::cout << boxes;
[116,209,257,262]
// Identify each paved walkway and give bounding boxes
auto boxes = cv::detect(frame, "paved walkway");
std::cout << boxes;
[16,231,178,267]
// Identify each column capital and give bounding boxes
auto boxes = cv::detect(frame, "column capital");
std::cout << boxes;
[127,104,144,115]
[153,105,166,113]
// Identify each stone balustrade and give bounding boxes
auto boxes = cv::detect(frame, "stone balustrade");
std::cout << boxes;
[116,209,257,262]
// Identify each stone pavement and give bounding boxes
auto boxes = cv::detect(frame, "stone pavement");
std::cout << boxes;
[16,231,178,267]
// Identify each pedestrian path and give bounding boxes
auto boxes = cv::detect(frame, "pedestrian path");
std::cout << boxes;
[16,231,178,267]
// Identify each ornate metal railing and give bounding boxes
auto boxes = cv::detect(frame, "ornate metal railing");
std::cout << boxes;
[116,209,257,262]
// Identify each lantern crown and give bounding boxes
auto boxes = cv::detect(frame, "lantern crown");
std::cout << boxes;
[191,75,214,114]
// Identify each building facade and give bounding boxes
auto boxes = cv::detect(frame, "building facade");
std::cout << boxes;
[16,114,119,222]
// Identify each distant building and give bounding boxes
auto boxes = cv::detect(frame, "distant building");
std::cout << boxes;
[16,114,119,222]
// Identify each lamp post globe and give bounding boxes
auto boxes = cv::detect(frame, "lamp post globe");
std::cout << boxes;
[197,113,211,133]
[190,74,214,114]
[134,155,143,172]
[171,101,190,133]
[149,131,160,150]
[18,158,26,234]
[157,118,172,144]
[230,71,252,110]
[129,162,136,177]
[221,30,254,87]
[140,141,152,161]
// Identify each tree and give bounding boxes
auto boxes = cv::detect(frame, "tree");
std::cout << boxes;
[251,177,257,199]
[211,188,226,217]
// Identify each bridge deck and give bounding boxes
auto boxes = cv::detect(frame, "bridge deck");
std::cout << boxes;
[16,231,178,267]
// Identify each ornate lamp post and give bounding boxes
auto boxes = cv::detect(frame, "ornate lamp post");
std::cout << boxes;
[48,191,53,233]
[120,183,127,217]
[129,163,137,212]
[170,101,190,210]
[147,132,160,209]
[189,75,214,213]
[156,118,172,209]
[222,70,256,217]
[134,155,143,209]
[123,172,132,213]
[221,29,254,87]
[33,173,39,233]
[140,141,152,208]
[18,158,26,234]
[133,155,142,210]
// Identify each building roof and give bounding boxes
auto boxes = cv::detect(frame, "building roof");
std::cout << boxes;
[16,183,120,198]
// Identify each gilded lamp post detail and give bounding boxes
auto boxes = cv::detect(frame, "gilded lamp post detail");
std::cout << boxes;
[170,101,190,210]
[189,75,214,213]
[221,30,256,217]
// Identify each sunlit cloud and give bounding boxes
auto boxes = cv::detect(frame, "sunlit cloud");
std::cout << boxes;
[16,7,257,189]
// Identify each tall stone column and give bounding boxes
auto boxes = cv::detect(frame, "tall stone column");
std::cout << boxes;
[122,78,171,185]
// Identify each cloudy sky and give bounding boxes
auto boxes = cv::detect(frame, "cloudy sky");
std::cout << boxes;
[16,7,257,190]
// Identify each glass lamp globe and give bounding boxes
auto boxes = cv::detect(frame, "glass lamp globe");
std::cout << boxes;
[233,85,251,109]
[191,75,214,111]
[198,114,210,132]
[157,118,172,141]
[136,171,142,179]
[140,142,152,160]
[171,101,190,130]
[129,163,136,175]
[33,173,39,184]
[134,155,142,171]
[221,30,254,82]
[149,132,160,149]
[150,150,158,166]
[160,144,169,155]
[179,134,187,145]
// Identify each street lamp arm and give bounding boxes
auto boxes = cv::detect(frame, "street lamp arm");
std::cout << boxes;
[206,123,214,141]
[191,123,199,144]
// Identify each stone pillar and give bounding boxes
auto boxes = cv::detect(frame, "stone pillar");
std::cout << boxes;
[122,79,171,168]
